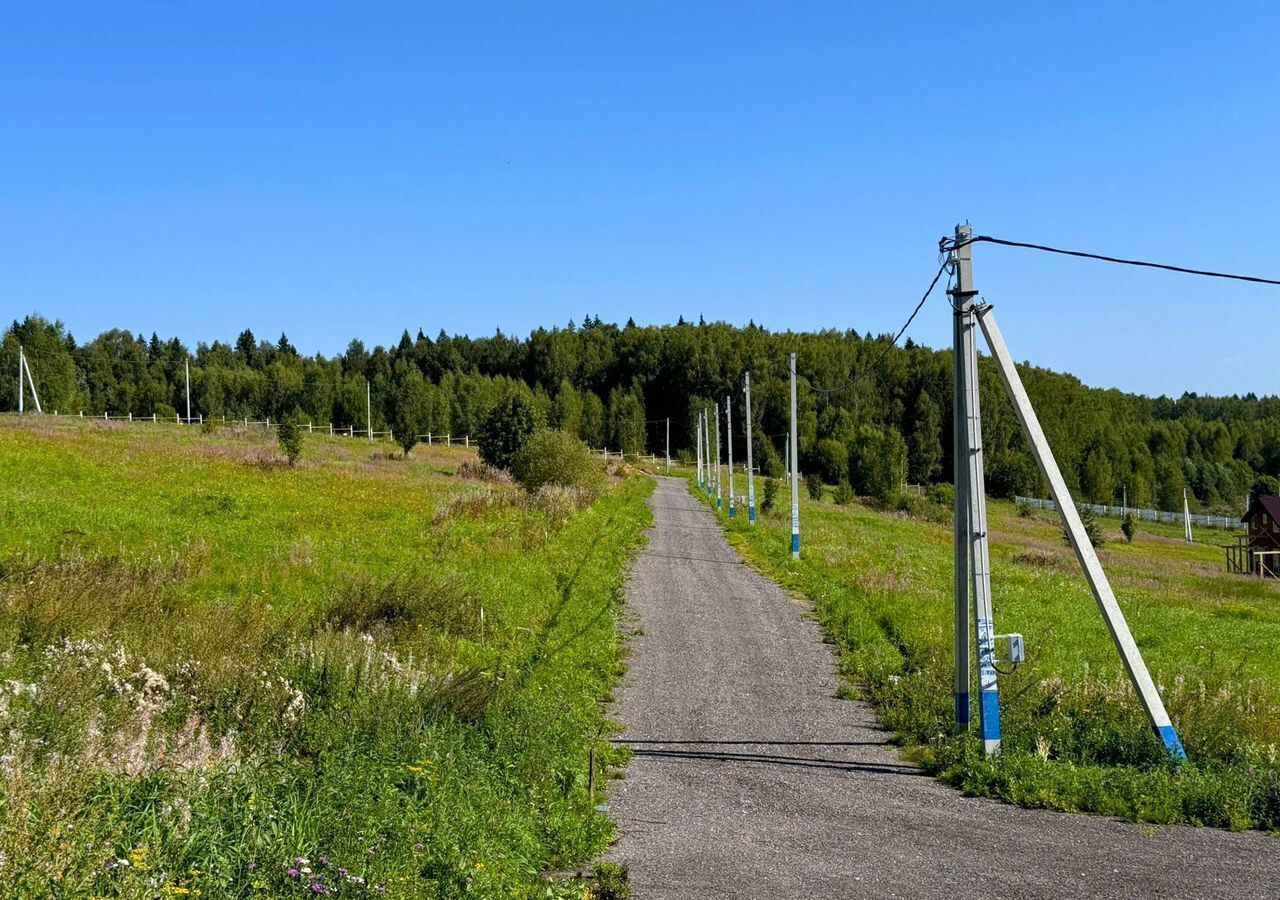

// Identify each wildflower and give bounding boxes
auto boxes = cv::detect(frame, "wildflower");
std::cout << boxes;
[338,868,348,877]
[288,868,300,880]
[319,856,329,867]
[375,886,387,894]
[310,884,328,895]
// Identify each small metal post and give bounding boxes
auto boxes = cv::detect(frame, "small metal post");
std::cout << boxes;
[744,372,756,524]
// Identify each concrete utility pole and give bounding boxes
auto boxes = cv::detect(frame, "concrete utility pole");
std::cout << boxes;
[366,380,373,440]
[976,302,1186,759]
[744,372,756,524]
[950,223,1001,756]
[665,417,671,474]
[725,396,736,518]
[951,267,971,731]
[16,346,23,414]
[713,403,722,508]
[185,358,191,424]
[696,410,703,487]
[789,352,800,559]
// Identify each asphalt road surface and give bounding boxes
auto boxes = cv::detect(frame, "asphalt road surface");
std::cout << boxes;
[606,476,1279,900]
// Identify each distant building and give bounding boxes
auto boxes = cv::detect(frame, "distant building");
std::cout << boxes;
[1226,496,1280,576]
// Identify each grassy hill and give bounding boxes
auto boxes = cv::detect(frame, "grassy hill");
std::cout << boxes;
[0,416,651,897]
[708,475,1280,831]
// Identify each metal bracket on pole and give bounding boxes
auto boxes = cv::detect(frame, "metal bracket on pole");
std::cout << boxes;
[975,303,1186,759]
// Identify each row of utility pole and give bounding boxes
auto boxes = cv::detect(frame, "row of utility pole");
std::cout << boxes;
[694,353,801,560]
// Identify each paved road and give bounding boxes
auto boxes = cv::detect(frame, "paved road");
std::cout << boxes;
[606,477,1279,900]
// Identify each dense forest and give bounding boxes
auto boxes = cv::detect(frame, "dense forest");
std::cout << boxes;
[6,313,1278,514]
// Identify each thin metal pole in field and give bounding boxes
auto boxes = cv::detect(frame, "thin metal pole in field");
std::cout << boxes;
[16,346,23,414]
[185,358,191,424]
[725,396,736,517]
[366,379,372,440]
[743,372,756,524]
[975,303,1185,759]
[788,352,800,558]
[952,224,1001,757]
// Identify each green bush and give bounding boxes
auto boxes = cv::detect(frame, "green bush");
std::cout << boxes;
[832,482,855,505]
[848,425,907,502]
[811,438,848,486]
[804,472,824,501]
[1121,511,1136,543]
[276,418,302,466]
[478,393,543,471]
[512,429,607,498]
[925,482,955,508]
[1065,504,1105,548]
[762,477,780,513]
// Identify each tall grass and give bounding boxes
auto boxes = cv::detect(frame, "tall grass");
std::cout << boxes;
[0,418,652,896]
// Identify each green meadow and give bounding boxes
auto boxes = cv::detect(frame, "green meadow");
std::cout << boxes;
[0,417,651,897]
[707,473,1280,831]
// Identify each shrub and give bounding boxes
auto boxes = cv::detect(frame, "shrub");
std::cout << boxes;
[1064,504,1104,548]
[512,429,607,499]
[925,482,955,508]
[478,393,543,471]
[762,477,780,513]
[848,425,908,502]
[277,418,302,466]
[832,482,855,505]
[811,438,848,486]
[154,402,177,420]
[804,472,824,501]
[1121,511,1136,543]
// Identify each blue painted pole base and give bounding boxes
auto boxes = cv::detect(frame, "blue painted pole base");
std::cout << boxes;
[1157,725,1187,760]
[748,506,756,523]
[955,692,970,728]
[729,506,736,518]
[791,533,800,556]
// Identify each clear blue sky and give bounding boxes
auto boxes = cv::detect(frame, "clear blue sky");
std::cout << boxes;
[3,2,1278,397]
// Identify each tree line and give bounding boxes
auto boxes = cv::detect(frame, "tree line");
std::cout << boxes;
[6,313,1278,514]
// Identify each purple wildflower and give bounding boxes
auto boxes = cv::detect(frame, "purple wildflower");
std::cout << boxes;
[288,868,300,880]
[310,883,328,895]
[319,856,330,867]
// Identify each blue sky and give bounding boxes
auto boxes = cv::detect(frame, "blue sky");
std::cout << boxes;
[3,2,1278,396]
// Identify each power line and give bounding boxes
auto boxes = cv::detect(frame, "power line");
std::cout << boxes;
[804,258,951,397]
[939,234,1280,287]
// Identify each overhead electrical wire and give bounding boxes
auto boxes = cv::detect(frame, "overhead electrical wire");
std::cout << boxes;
[802,257,952,397]
[939,234,1280,287]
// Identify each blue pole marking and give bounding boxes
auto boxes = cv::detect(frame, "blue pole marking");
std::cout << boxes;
[976,617,1002,747]
[1157,725,1187,760]
[748,504,756,523]
[791,533,800,554]
[955,692,970,726]
[729,503,735,518]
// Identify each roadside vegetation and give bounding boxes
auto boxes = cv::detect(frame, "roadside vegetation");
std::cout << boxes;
[0,416,651,897]
[704,473,1280,832]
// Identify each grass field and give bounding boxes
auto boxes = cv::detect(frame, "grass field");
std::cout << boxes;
[702,473,1280,832]
[0,417,652,897]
